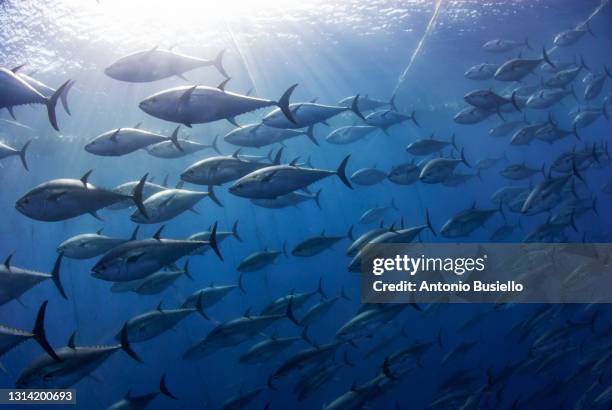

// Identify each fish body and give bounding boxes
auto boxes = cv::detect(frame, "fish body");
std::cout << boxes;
[350,168,387,186]
[482,38,530,53]
[388,161,421,185]
[237,250,282,272]
[500,163,542,180]
[263,97,362,129]
[181,155,268,186]
[85,128,180,157]
[122,306,200,342]
[365,109,418,130]
[91,236,217,282]
[453,106,491,124]
[15,174,145,222]
[147,139,215,158]
[326,125,377,145]
[230,157,351,199]
[440,207,499,238]
[464,63,499,80]
[525,88,574,109]
[58,233,129,259]
[238,336,301,364]
[139,84,296,127]
[225,123,313,147]
[104,48,227,82]
[251,190,321,209]
[494,49,554,81]
[130,188,210,224]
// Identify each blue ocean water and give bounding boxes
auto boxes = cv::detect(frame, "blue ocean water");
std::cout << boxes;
[0,0,611,409]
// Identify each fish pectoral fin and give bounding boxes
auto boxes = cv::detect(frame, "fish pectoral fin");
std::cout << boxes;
[88,210,104,221]
[126,252,146,264]
[48,191,67,202]
[188,207,200,215]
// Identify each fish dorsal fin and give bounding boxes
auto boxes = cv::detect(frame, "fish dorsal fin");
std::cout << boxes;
[133,122,142,129]
[156,301,163,312]
[270,332,277,341]
[320,230,325,237]
[147,45,158,55]
[67,332,76,349]
[80,169,93,187]
[289,157,300,166]
[153,225,165,240]
[110,128,121,142]
[180,85,198,103]
[471,201,477,209]
[378,221,384,228]
[124,390,132,400]
[272,148,284,165]
[4,253,13,271]
[232,148,241,159]
[217,77,231,91]
[244,308,251,318]
[11,64,25,73]
[310,98,318,103]
[350,381,359,392]
[175,180,184,189]
[400,217,405,229]
[96,228,104,235]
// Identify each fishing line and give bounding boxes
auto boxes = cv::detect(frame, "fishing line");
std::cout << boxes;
[392,0,444,99]
[392,0,444,227]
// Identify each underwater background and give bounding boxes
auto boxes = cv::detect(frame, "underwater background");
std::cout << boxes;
[0,0,612,408]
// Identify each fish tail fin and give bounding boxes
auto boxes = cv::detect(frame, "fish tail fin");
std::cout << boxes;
[169,126,183,152]
[238,273,246,294]
[425,209,437,237]
[212,49,228,78]
[542,47,555,68]
[350,94,365,120]
[286,297,300,326]
[46,80,71,131]
[570,84,579,102]
[232,219,242,242]
[207,185,223,207]
[510,91,521,112]
[317,277,327,299]
[132,174,149,219]
[60,80,74,116]
[301,326,314,346]
[460,147,470,168]
[572,124,581,141]
[410,110,420,127]
[51,253,67,300]
[159,374,178,400]
[18,140,31,171]
[267,375,280,392]
[571,159,585,183]
[304,125,318,146]
[499,202,507,222]
[347,225,354,242]
[336,155,352,189]
[276,84,298,124]
[208,222,223,261]
[382,357,399,380]
[32,300,61,362]
[313,189,322,209]
[580,56,590,71]
[211,135,221,154]
[195,292,209,320]
[183,260,193,280]
[119,323,144,363]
